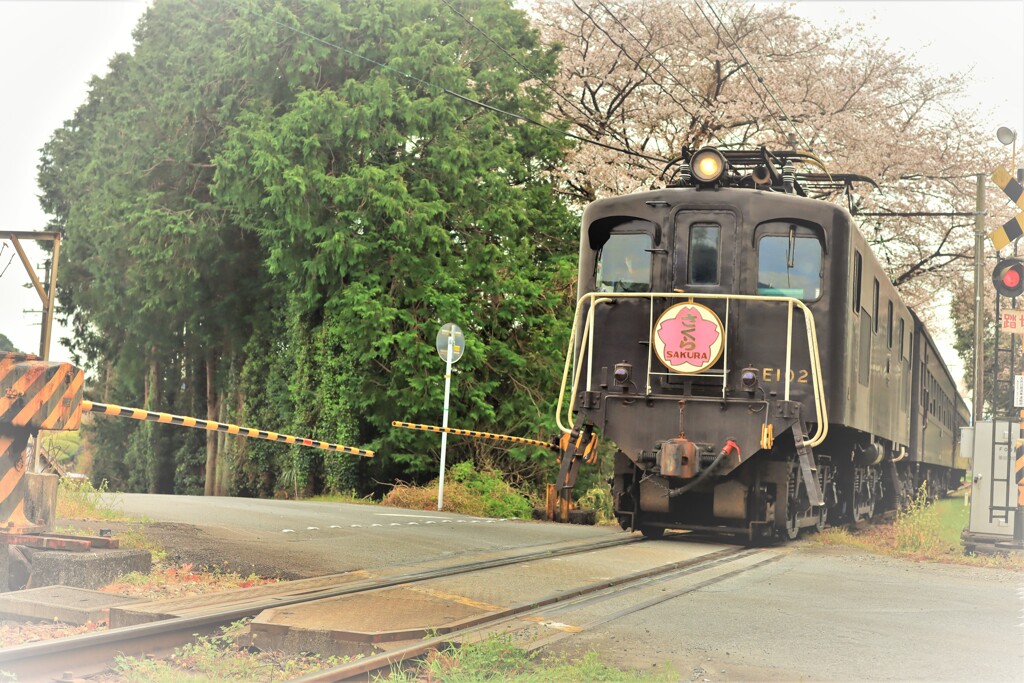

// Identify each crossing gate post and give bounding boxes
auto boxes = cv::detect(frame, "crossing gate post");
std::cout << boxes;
[0,353,84,533]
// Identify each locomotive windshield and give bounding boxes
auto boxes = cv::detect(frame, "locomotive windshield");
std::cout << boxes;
[596,233,652,292]
[756,230,822,301]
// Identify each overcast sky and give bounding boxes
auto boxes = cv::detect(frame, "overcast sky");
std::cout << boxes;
[1,0,1022,390]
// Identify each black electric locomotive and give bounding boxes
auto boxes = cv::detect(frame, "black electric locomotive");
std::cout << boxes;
[554,146,968,541]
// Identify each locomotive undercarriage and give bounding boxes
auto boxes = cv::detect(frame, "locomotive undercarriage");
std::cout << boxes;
[610,430,835,542]
[607,426,951,543]
[610,434,967,543]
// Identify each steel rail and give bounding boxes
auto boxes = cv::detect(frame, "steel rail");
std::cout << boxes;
[290,545,773,682]
[0,533,645,680]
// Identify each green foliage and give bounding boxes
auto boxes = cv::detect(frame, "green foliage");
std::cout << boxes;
[448,461,534,519]
[893,482,960,556]
[577,485,615,525]
[41,0,575,498]
[0,333,19,353]
[56,477,124,521]
[382,634,677,682]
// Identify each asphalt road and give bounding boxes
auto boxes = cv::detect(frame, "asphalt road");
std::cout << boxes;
[103,494,1023,681]
[107,493,619,578]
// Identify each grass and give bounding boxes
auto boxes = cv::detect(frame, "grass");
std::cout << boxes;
[813,486,1024,570]
[379,634,677,682]
[55,477,126,521]
[110,619,346,682]
[307,490,378,505]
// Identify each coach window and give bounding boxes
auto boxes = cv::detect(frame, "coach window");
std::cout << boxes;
[898,318,905,358]
[596,233,652,293]
[757,232,823,301]
[852,251,862,312]
[887,301,894,348]
[688,224,720,285]
[872,279,880,333]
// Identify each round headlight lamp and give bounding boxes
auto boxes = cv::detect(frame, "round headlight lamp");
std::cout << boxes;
[691,147,727,184]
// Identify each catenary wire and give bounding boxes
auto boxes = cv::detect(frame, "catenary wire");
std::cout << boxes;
[587,0,729,148]
[697,0,815,154]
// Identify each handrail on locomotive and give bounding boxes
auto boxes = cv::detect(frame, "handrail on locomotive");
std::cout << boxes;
[556,291,828,449]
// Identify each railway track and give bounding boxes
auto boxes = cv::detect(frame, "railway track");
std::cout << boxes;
[0,533,643,680]
[291,543,782,681]
[0,532,783,681]
[0,532,782,683]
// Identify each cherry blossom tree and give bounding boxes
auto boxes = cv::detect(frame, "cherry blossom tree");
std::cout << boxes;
[532,0,1014,324]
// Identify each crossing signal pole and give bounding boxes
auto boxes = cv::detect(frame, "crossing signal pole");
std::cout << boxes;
[989,127,1024,548]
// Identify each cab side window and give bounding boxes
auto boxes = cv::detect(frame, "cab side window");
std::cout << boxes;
[596,233,652,293]
[756,231,823,301]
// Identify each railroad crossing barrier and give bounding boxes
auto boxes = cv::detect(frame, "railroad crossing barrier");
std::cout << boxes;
[1,352,374,534]
[84,401,374,458]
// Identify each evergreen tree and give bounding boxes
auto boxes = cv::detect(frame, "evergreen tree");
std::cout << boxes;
[39,0,575,494]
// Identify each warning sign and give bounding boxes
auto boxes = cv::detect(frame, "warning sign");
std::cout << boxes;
[1001,309,1024,334]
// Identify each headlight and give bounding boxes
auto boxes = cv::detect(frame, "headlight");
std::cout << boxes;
[691,147,727,184]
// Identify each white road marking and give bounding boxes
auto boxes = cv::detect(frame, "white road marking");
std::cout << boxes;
[307,527,319,530]
[282,529,295,533]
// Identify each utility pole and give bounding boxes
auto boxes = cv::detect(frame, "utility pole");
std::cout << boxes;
[974,173,986,423]
[2,231,62,361]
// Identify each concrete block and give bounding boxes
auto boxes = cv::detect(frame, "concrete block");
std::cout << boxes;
[23,472,58,530]
[26,549,151,590]
[0,585,140,625]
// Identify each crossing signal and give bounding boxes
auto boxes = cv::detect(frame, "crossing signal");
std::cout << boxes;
[990,166,1024,250]
[993,258,1024,298]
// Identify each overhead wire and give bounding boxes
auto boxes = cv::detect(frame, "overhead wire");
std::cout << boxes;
[436,0,595,126]
[692,0,790,147]
[587,0,729,149]
[256,6,670,164]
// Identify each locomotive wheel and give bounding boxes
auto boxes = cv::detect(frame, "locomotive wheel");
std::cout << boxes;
[860,495,875,520]
[784,507,800,540]
[814,504,828,533]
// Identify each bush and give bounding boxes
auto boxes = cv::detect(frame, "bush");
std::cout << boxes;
[577,485,615,524]
[893,482,957,556]
[449,462,535,519]
[382,462,535,519]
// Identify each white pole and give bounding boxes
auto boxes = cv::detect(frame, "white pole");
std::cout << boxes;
[438,334,454,510]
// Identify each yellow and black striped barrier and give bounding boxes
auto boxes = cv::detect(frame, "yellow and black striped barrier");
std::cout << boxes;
[391,420,554,449]
[1,353,86,532]
[83,401,374,458]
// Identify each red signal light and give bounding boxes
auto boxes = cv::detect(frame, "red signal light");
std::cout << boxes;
[993,258,1024,298]
[1003,269,1021,289]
